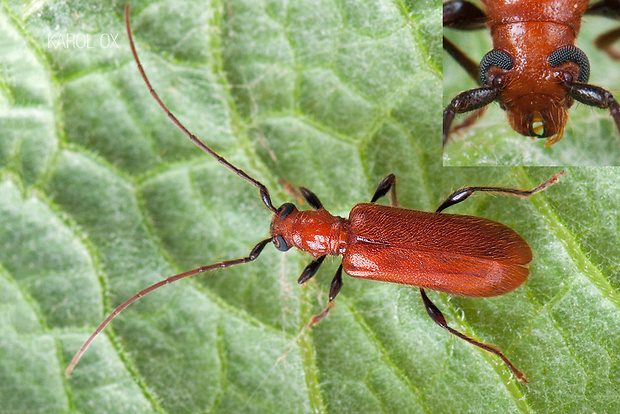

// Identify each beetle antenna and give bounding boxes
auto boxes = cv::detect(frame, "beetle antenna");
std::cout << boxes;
[124,5,277,213]
[65,237,272,377]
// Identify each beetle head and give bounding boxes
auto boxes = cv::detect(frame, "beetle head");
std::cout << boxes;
[270,203,298,251]
[481,45,589,146]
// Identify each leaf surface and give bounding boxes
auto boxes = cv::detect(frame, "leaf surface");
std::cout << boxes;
[1,1,618,413]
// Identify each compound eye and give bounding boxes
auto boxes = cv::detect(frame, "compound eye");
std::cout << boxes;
[479,49,514,86]
[277,203,296,219]
[273,234,291,251]
[549,46,590,83]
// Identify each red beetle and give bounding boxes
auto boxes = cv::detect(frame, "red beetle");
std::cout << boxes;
[65,5,564,383]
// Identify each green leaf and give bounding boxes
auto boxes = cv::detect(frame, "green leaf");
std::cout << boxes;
[444,2,620,166]
[1,1,619,413]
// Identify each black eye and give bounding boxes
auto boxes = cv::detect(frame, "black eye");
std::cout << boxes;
[549,46,590,83]
[277,203,295,219]
[273,234,291,251]
[479,49,514,86]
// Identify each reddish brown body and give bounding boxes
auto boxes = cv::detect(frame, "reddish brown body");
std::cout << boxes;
[271,203,531,297]
[484,0,588,141]
[64,6,564,381]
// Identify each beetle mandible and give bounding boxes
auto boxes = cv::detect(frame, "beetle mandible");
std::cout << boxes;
[65,5,564,383]
[443,0,620,147]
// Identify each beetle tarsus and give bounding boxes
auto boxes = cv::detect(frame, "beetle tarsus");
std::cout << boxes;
[435,172,564,213]
[420,289,528,383]
[306,301,335,329]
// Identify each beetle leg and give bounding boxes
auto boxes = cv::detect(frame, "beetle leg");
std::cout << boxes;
[451,106,489,133]
[298,255,327,284]
[307,301,335,328]
[587,0,620,19]
[595,27,620,60]
[420,289,527,382]
[443,1,487,30]
[443,87,500,147]
[388,182,398,207]
[443,1,490,145]
[435,172,564,213]
[328,265,344,301]
[306,265,343,328]
[441,41,489,142]
[587,0,620,60]
[370,174,397,204]
[443,1,486,83]
[444,37,481,85]
[299,187,324,210]
[565,82,620,136]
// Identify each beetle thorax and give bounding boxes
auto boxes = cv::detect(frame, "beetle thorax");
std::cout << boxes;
[270,207,348,257]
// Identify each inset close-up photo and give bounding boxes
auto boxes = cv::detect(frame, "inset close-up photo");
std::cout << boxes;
[444,0,620,166]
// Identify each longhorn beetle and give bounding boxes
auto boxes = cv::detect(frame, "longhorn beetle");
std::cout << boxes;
[65,5,564,382]
[443,0,620,147]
